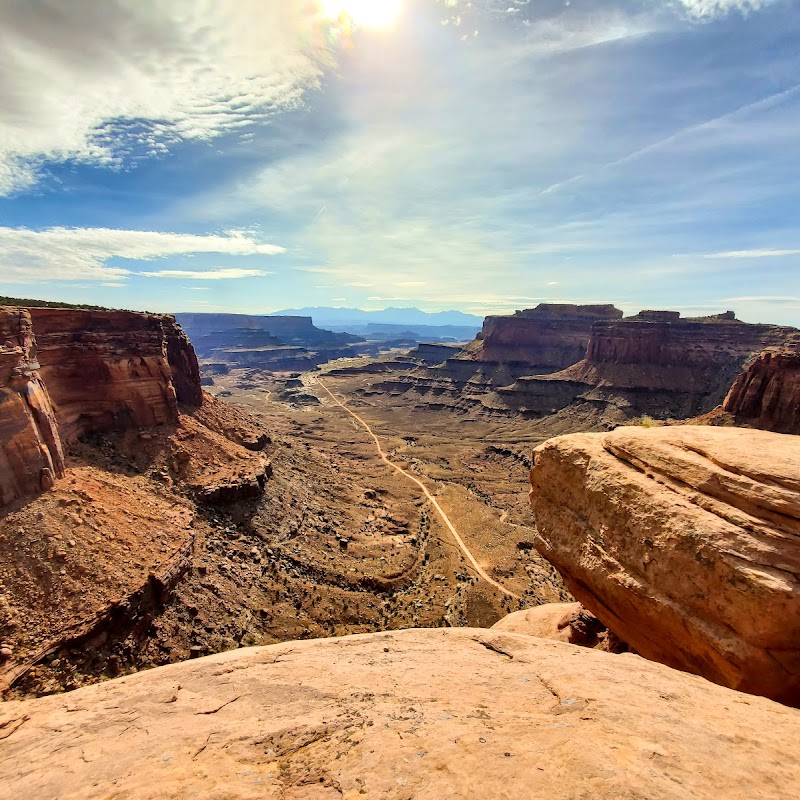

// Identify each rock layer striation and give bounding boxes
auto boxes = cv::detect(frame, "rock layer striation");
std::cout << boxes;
[472,304,623,370]
[530,425,800,705]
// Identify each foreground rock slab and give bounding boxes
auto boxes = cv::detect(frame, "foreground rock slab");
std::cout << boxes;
[2,628,799,799]
[530,425,800,705]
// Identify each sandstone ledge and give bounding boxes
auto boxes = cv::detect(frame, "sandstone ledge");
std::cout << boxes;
[530,425,800,704]
[2,628,799,799]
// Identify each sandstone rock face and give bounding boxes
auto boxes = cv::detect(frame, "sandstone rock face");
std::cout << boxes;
[530,425,800,705]
[163,316,203,407]
[474,303,623,370]
[0,308,64,507]
[0,307,202,508]
[723,343,800,434]
[2,628,799,799]
[29,308,181,440]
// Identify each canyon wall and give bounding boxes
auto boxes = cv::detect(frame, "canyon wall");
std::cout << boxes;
[1,307,201,508]
[176,313,319,338]
[163,317,203,407]
[505,311,799,421]
[175,312,362,371]
[723,341,800,434]
[584,311,791,376]
[471,303,623,370]
[368,304,626,414]
[0,308,65,507]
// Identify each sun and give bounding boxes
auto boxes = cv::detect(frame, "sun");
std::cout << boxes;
[319,0,403,29]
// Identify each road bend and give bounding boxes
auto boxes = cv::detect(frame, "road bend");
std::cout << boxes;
[315,378,520,600]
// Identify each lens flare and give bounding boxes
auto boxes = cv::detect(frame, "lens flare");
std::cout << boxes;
[319,0,403,29]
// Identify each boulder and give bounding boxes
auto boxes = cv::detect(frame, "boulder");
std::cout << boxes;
[2,628,800,799]
[530,425,800,705]
[492,602,609,648]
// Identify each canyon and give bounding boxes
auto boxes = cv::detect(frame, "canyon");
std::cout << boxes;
[1,303,564,700]
[337,305,798,431]
[1,300,799,798]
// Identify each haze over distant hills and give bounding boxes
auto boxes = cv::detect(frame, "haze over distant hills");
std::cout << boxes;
[270,307,484,330]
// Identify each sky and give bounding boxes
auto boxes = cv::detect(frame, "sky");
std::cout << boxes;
[0,0,798,324]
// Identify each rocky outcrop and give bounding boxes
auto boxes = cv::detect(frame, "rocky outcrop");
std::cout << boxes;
[163,316,203,407]
[530,425,800,705]
[470,303,623,370]
[491,602,628,652]
[2,628,800,799]
[492,602,610,648]
[723,341,800,433]
[0,308,65,507]
[191,460,273,505]
[1,307,202,508]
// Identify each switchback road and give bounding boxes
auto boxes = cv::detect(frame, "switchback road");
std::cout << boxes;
[315,378,520,600]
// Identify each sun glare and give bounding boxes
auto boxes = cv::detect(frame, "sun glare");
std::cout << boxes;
[319,0,403,29]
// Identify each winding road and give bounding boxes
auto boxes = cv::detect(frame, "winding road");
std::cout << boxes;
[315,378,520,600]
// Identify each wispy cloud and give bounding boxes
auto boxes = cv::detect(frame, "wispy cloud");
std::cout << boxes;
[677,1,780,19]
[541,83,800,196]
[142,268,272,280]
[705,248,800,259]
[0,227,285,283]
[0,0,332,195]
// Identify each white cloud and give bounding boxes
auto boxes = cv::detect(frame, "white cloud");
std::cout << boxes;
[0,227,285,283]
[677,1,779,18]
[705,248,800,259]
[0,0,332,195]
[142,268,272,280]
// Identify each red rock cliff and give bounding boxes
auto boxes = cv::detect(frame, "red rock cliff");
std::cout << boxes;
[163,316,203,407]
[558,310,798,404]
[28,308,200,442]
[1,307,201,508]
[0,308,65,507]
[585,311,791,369]
[471,304,623,370]
[723,340,800,434]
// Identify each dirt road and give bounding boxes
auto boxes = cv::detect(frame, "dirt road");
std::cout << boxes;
[315,378,520,600]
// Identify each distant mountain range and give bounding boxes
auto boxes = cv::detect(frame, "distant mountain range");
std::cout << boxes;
[269,306,484,329]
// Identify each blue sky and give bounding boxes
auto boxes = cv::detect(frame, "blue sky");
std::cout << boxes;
[0,0,798,324]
